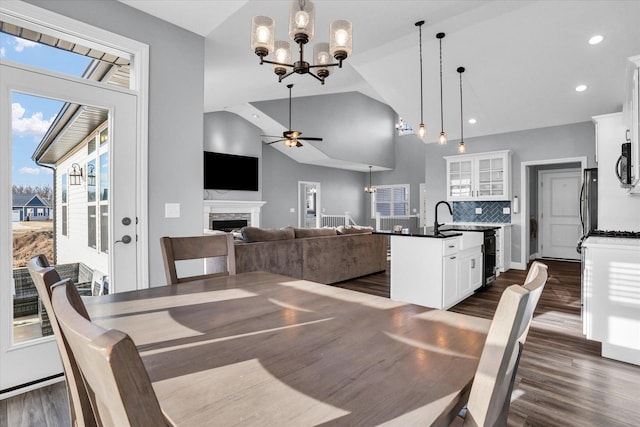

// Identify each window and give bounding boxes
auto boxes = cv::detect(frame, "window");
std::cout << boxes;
[61,206,68,236]
[88,205,97,249]
[61,173,68,236]
[99,150,109,253]
[100,205,109,253]
[372,184,410,218]
[61,173,68,203]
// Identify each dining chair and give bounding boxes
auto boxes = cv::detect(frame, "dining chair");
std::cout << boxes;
[160,233,236,284]
[27,254,97,427]
[51,280,171,427]
[453,261,548,427]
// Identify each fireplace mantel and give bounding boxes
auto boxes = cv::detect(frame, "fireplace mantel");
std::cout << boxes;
[203,200,266,232]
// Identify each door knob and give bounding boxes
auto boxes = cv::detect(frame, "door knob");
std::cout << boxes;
[115,235,132,244]
[122,217,132,226]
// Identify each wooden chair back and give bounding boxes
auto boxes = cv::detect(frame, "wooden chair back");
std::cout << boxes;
[160,233,236,284]
[462,262,548,427]
[27,255,97,427]
[51,281,169,427]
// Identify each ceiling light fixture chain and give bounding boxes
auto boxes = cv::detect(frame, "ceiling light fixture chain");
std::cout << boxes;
[437,32,447,145]
[415,20,426,140]
[251,0,353,85]
[458,66,466,153]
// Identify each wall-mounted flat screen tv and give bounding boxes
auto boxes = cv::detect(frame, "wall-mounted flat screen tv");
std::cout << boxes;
[204,151,259,191]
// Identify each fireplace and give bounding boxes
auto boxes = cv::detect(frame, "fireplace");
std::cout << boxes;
[210,219,248,232]
[203,200,266,232]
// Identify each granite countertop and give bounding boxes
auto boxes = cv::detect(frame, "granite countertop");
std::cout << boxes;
[373,227,463,239]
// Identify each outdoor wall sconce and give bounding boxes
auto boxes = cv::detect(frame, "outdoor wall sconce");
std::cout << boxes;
[86,163,96,187]
[69,163,83,185]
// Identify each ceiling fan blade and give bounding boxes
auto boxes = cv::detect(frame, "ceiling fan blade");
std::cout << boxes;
[298,137,323,141]
[263,139,285,145]
[296,140,303,147]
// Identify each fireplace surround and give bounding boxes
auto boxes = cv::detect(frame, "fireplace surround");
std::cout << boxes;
[203,200,266,233]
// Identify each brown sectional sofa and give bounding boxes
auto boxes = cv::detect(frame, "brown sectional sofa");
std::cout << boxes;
[234,226,387,284]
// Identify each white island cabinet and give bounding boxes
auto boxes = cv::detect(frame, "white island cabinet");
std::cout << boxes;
[582,236,640,366]
[388,231,483,310]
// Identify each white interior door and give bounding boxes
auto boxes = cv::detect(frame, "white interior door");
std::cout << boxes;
[298,181,321,228]
[539,169,581,260]
[0,61,138,391]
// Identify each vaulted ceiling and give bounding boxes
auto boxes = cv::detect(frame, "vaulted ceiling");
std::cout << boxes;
[118,1,640,148]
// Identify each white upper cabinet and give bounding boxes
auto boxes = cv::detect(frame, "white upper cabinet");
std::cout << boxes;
[624,54,640,194]
[445,150,512,201]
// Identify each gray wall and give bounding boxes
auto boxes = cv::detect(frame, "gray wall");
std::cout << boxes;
[27,0,205,286]
[424,121,595,264]
[261,147,365,227]
[203,111,263,202]
[252,92,396,169]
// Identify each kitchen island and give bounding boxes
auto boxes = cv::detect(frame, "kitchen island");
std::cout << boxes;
[375,227,484,309]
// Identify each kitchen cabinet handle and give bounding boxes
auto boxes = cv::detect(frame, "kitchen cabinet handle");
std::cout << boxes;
[471,259,476,268]
[448,245,455,248]
[450,256,456,260]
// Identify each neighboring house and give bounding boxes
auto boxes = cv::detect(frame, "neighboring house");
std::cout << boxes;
[11,194,52,222]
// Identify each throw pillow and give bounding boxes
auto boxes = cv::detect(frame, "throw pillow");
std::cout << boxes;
[241,226,295,243]
[337,225,374,235]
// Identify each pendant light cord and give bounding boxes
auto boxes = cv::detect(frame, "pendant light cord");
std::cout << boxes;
[288,84,293,131]
[439,36,444,132]
[458,67,465,142]
[459,73,463,141]
[417,22,424,124]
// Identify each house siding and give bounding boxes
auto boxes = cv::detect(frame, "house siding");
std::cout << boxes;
[55,124,108,275]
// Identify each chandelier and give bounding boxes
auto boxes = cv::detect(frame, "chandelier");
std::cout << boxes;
[364,166,377,194]
[250,0,353,85]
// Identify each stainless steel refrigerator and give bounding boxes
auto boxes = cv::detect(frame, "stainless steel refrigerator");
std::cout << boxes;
[577,168,598,253]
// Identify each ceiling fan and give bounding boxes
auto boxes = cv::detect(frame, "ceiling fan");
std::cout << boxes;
[262,84,323,148]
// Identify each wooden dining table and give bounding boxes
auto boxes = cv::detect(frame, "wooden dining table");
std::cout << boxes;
[84,271,491,426]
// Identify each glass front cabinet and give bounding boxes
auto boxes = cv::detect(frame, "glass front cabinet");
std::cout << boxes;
[445,150,512,201]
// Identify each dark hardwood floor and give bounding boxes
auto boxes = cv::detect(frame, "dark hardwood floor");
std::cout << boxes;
[334,259,640,427]
[2,259,639,426]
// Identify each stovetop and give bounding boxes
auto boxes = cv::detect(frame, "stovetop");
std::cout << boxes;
[589,229,640,238]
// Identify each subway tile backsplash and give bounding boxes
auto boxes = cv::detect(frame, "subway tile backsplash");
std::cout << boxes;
[453,201,512,223]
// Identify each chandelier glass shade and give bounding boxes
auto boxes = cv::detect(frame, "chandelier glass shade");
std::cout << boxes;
[251,0,352,85]
[364,166,377,193]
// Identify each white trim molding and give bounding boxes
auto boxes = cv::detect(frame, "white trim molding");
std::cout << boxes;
[518,156,587,270]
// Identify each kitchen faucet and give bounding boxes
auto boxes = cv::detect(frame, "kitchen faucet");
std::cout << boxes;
[434,200,453,235]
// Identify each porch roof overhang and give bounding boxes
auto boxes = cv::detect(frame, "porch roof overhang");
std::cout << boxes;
[0,22,131,166]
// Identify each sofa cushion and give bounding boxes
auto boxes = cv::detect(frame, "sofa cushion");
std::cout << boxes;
[294,227,337,238]
[336,225,374,235]
[241,226,295,243]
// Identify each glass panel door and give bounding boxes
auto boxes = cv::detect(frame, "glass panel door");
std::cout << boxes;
[1,61,137,391]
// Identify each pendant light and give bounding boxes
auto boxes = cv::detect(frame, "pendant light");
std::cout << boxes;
[364,165,377,193]
[415,20,426,140]
[436,32,447,145]
[457,66,466,154]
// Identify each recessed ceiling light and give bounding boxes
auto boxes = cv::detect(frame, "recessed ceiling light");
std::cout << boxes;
[575,84,588,92]
[468,118,477,124]
[588,35,604,45]
[251,114,259,119]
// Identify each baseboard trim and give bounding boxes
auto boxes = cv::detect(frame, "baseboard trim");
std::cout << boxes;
[510,261,527,270]
[0,373,64,400]
[529,252,539,260]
